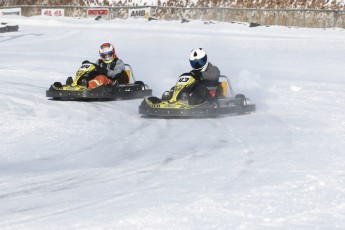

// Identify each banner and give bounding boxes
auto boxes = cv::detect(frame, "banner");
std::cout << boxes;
[87,9,109,18]
[128,7,151,19]
[41,9,65,17]
[0,8,21,16]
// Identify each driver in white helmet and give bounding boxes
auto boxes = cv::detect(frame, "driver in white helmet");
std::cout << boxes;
[188,48,220,97]
[162,48,220,103]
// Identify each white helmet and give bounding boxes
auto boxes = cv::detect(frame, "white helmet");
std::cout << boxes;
[189,48,208,71]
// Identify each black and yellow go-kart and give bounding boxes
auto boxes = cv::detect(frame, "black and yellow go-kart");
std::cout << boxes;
[139,73,255,118]
[46,62,152,100]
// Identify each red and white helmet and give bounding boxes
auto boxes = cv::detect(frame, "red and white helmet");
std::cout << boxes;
[99,43,116,62]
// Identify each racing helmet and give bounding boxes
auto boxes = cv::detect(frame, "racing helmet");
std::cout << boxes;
[189,48,208,72]
[99,43,116,62]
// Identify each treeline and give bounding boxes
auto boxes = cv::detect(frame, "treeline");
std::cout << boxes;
[1,0,344,10]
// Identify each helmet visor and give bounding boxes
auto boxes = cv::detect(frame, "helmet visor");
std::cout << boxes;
[190,55,207,69]
[100,50,114,59]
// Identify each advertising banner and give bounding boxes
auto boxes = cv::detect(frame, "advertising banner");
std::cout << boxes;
[0,8,21,16]
[41,9,65,17]
[87,9,109,19]
[128,7,151,19]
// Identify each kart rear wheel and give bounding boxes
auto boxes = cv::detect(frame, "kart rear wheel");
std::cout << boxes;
[235,94,247,106]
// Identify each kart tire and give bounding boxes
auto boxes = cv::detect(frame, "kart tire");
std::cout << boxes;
[235,94,247,106]
[147,96,161,104]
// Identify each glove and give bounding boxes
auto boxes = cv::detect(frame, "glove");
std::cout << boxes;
[98,67,108,76]
[82,60,90,64]
[190,70,202,80]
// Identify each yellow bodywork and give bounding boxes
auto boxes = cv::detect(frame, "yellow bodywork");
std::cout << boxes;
[219,81,227,97]
[58,85,88,91]
[52,63,97,91]
[168,75,196,103]
[144,74,208,109]
[71,63,97,87]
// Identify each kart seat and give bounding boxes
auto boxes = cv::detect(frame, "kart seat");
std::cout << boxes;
[207,82,227,98]
[217,81,227,98]
[117,70,130,84]
[124,69,131,82]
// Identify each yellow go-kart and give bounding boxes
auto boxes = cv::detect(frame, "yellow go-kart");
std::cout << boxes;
[46,62,152,101]
[139,73,255,118]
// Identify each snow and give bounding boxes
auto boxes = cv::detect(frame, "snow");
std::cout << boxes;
[0,15,345,229]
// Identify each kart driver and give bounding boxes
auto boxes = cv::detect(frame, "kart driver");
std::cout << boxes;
[162,48,221,104]
[87,43,129,88]
[188,48,221,99]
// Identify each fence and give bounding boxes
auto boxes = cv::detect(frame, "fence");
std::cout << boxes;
[2,5,345,28]
[153,7,345,28]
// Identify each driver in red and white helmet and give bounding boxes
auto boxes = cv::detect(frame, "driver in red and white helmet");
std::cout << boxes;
[88,43,129,88]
